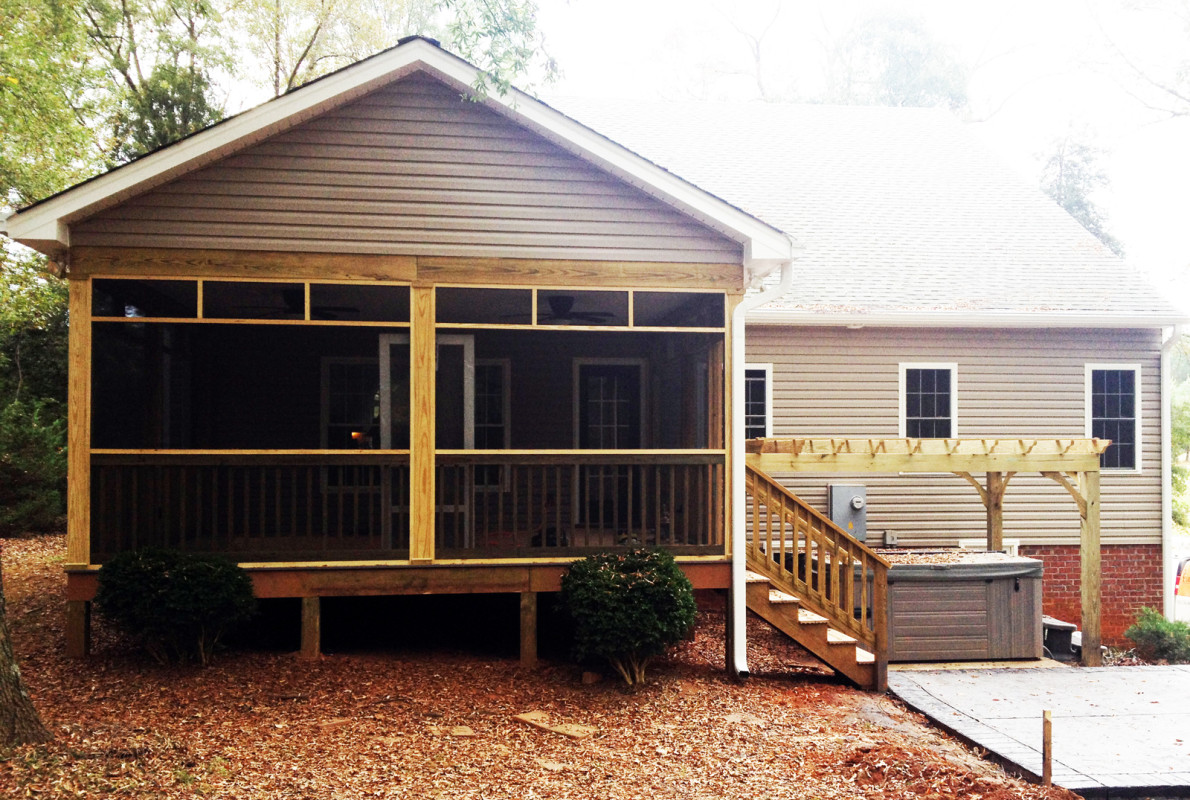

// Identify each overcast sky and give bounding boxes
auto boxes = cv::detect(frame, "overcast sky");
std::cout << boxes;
[535,0,1190,296]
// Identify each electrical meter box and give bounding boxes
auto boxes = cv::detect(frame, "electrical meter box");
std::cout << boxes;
[827,484,867,542]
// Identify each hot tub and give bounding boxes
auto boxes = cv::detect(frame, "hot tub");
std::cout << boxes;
[880,551,1043,662]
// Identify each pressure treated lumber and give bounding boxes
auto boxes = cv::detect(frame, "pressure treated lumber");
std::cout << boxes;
[66,278,92,568]
[300,597,321,659]
[409,286,435,563]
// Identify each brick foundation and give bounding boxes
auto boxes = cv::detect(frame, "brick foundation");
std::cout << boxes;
[1019,544,1163,646]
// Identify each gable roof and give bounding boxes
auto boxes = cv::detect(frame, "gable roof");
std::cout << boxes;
[551,98,1185,326]
[1,37,793,276]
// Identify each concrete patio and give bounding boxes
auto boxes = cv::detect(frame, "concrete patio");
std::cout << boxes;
[889,665,1190,797]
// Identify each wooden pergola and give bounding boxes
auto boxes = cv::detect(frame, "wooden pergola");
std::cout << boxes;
[745,437,1111,666]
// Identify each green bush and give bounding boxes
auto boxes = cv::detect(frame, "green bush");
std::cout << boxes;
[96,549,257,666]
[560,548,696,687]
[1124,607,1190,663]
[0,399,66,536]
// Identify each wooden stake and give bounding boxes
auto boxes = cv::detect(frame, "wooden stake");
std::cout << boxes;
[1042,709,1053,786]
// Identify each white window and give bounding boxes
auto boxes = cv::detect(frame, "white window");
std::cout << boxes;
[899,363,957,438]
[1086,364,1141,471]
[744,364,773,440]
[320,357,380,449]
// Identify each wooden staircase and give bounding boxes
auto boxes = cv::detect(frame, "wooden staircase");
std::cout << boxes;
[744,463,890,691]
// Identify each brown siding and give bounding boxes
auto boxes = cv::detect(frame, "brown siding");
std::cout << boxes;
[72,74,742,263]
[745,326,1163,546]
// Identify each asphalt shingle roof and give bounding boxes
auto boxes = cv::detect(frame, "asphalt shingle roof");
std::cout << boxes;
[551,99,1181,321]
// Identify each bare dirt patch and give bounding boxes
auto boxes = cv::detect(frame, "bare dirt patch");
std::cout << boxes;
[1,534,1080,799]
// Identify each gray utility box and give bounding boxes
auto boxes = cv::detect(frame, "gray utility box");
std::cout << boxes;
[828,484,867,542]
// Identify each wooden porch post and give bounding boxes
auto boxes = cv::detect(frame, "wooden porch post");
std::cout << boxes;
[985,471,1004,552]
[409,286,435,563]
[1079,470,1102,666]
[66,278,91,571]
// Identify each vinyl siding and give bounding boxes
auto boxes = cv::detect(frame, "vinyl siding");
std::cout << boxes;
[72,74,743,263]
[745,326,1163,546]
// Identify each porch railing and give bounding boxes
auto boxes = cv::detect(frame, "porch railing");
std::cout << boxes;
[435,452,725,558]
[744,463,889,655]
[90,451,725,563]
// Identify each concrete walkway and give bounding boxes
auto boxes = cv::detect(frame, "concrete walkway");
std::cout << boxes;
[889,665,1190,797]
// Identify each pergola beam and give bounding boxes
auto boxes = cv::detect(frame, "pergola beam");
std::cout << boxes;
[745,437,1108,667]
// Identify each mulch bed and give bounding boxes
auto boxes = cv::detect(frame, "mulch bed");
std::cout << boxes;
[1,533,1081,799]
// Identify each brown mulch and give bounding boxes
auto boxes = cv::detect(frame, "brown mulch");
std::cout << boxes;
[0,534,1081,799]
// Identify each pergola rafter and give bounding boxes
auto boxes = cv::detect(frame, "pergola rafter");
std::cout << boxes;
[744,437,1110,666]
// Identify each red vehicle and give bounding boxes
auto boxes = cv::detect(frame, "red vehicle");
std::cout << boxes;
[1177,557,1190,623]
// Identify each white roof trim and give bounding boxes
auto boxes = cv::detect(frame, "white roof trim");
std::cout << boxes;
[746,308,1190,328]
[5,38,793,267]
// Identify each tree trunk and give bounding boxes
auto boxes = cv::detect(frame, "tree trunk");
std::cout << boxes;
[0,551,50,748]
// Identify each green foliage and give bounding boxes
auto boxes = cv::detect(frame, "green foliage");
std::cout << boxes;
[1039,133,1124,256]
[0,256,69,405]
[824,13,968,110]
[0,0,103,206]
[0,400,67,536]
[559,548,696,687]
[96,549,257,665]
[112,62,224,161]
[0,257,69,536]
[1124,607,1190,663]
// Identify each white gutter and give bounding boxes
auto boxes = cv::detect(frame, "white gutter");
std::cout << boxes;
[728,251,795,678]
[747,309,1189,329]
[1162,324,1184,620]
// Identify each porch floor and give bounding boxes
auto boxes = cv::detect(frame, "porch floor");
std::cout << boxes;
[889,666,1190,797]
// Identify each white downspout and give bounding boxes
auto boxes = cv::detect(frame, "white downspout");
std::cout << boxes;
[728,255,795,678]
[1161,325,1184,620]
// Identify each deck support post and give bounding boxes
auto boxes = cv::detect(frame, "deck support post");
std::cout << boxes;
[1079,470,1102,666]
[300,596,321,659]
[519,591,537,669]
[65,600,90,659]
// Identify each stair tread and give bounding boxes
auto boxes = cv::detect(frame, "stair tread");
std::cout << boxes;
[855,649,876,664]
[745,571,770,583]
[798,609,828,625]
[768,589,799,605]
[826,629,857,646]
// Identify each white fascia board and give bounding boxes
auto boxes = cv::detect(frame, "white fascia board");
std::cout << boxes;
[745,308,1190,328]
[7,37,793,267]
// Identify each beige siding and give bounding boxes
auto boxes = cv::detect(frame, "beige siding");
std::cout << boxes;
[745,326,1163,546]
[72,74,742,263]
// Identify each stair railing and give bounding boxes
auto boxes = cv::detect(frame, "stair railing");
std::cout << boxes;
[744,463,889,679]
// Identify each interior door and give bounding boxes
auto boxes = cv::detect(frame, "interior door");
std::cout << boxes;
[575,362,643,531]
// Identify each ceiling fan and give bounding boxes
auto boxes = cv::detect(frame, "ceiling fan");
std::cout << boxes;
[233,288,359,320]
[503,294,617,324]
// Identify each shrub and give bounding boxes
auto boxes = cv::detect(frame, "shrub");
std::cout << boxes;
[96,549,257,666]
[0,399,66,536]
[560,548,696,687]
[1124,607,1190,663]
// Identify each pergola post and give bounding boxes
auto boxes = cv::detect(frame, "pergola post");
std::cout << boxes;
[1079,470,1102,666]
[986,471,1004,552]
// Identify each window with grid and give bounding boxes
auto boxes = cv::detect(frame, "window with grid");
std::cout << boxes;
[1089,367,1138,470]
[744,367,770,440]
[903,366,953,438]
